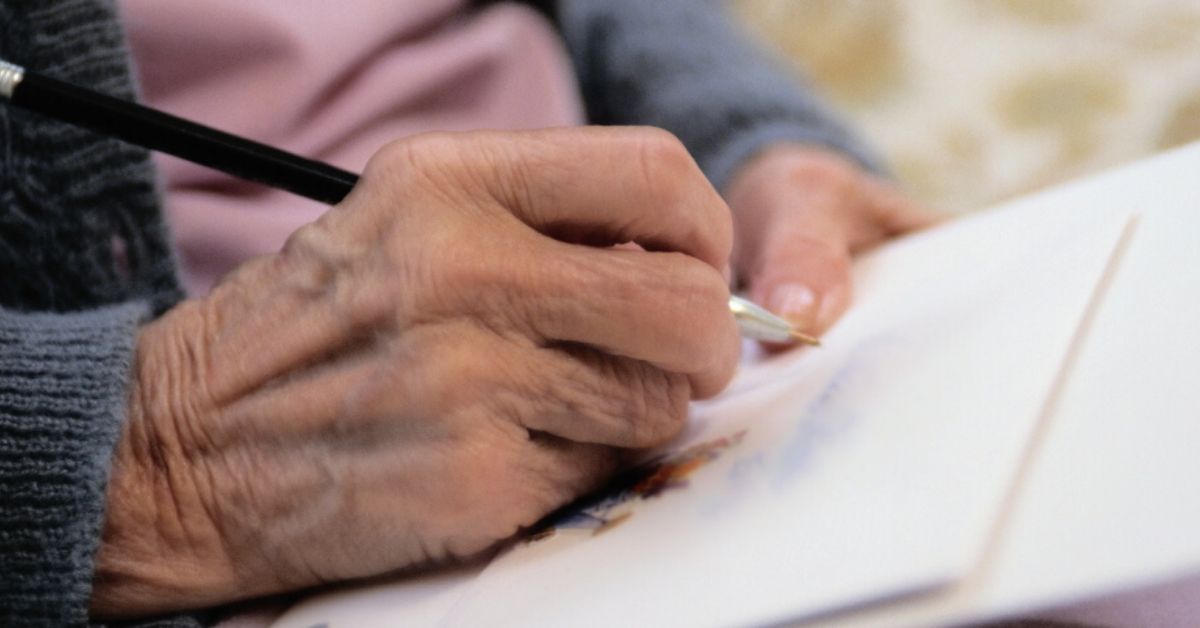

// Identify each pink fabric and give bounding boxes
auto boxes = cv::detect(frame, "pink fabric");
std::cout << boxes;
[121,0,585,294]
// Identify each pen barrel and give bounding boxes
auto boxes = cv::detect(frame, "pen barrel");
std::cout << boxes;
[10,71,359,205]
[733,313,793,343]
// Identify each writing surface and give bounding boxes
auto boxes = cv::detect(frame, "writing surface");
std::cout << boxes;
[273,200,1132,628]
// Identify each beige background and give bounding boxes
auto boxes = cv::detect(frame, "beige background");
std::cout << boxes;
[731,0,1200,213]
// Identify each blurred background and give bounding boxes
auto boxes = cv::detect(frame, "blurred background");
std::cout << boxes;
[730,0,1200,213]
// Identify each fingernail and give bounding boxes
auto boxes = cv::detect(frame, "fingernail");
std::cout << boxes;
[768,284,819,331]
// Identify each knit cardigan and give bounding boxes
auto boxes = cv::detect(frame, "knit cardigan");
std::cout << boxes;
[0,0,876,624]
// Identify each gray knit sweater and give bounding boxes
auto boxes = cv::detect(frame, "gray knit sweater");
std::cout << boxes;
[0,0,876,625]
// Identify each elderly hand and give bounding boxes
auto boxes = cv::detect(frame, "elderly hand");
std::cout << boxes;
[90,128,740,618]
[726,144,940,343]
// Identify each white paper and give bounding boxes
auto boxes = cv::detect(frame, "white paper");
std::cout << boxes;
[804,144,1200,628]
[442,206,1130,627]
[274,199,1131,628]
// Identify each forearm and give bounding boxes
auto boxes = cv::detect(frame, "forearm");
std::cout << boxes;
[553,0,886,190]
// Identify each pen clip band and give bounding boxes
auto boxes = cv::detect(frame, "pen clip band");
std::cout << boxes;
[0,60,24,100]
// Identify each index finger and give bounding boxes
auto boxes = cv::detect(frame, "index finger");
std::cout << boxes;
[409,127,734,272]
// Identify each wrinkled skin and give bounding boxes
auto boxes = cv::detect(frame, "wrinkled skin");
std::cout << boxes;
[93,128,740,617]
[90,129,936,619]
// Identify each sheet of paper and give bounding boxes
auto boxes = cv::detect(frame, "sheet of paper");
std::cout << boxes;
[274,199,1130,628]
[806,144,1200,628]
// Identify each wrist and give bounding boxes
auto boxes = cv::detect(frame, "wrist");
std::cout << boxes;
[90,306,242,619]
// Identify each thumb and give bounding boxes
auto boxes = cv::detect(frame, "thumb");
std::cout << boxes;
[747,233,853,343]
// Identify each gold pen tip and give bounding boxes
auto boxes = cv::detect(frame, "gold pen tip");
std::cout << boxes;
[788,329,822,347]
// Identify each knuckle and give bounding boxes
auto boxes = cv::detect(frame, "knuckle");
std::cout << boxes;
[281,235,390,333]
[279,224,342,292]
[361,137,417,188]
[367,134,438,179]
[629,368,689,446]
[280,220,335,260]
[364,133,470,200]
[545,347,685,449]
[626,127,730,267]
[631,126,689,166]
[550,353,605,408]
[613,362,687,447]
[628,127,694,199]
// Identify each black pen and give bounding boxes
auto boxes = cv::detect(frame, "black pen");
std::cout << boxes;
[0,58,819,345]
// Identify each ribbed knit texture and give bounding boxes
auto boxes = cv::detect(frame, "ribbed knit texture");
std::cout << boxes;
[0,305,144,625]
[556,0,886,189]
[0,0,187,625]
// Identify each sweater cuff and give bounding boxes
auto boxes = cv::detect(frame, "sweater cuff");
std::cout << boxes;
[0,303,148,625]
